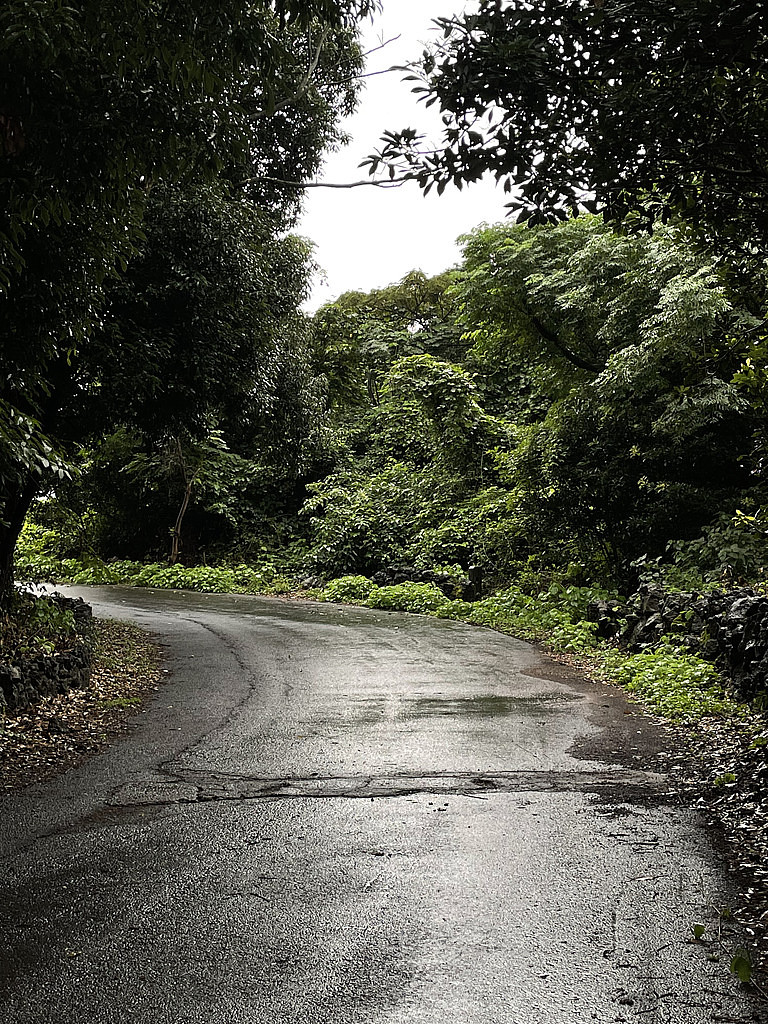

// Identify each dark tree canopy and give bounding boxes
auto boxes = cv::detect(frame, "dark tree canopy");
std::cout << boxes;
[0,0,370,419]
[0,0,374,599]
[67,182,314,441]
[365,1,768,255]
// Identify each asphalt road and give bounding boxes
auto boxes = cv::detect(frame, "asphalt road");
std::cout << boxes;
[0,586,763,1023]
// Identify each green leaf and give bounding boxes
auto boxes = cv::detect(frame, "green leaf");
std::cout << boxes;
[730,948,752,984]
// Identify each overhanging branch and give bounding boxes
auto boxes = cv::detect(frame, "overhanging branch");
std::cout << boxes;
[251,174,413,189]
[250,26,332,120]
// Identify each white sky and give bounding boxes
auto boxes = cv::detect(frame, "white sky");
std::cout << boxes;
[298,0,506,310]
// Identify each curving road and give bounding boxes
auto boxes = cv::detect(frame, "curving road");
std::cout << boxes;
[0,587,762,1022]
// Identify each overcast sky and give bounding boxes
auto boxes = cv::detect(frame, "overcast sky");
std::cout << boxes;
[298,0,506,310]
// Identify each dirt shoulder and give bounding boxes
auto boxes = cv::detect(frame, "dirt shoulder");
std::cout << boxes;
[0,618,163,791]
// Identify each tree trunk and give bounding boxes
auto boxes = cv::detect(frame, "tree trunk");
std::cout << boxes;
[367,368,380,406]
[170,480,193,564]
[0,477,39,607]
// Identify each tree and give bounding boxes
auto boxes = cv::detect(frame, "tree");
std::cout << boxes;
[76,181,316,439]
[303,341,510,580]
[311,270,465,416]
[457,217,757,576]
[0,0,372,600]
[33,179,330,565]
[365,1,768,258]
[456,216,740,383]
[383,355,501,479]
[126,432,253,564]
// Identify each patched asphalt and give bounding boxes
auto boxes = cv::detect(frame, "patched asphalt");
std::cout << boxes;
[0,586,763,1022]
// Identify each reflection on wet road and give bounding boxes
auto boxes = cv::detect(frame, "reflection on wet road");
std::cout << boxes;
[336,692,584,722]
[0,586,762,1023]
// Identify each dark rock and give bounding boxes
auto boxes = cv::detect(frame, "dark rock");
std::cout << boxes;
[1,599,94,712]
[586,599,626,640]
[300,576,324,590]
[729,596,763,622]
[51,594,93,624]
[617,585,768,702]
[466,565,483,602]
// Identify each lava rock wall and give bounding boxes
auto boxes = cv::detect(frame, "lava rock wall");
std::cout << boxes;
[589,586,768,701]
[0,596,93,712]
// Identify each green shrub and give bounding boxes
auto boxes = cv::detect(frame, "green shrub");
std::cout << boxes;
[1,593,78,660]
[69,562,121,585]
[14,539,751,726]
[304,463,427,576]
[319,576,452,615]
[321,575,378,603]
[428,563,470,598]
[598,644,741,721]
[634,508,768,592]
[13,550,297,596]
[367,582,450,615]
[435,599,474,619]
[460,581,613,653]
[670,510,768,584]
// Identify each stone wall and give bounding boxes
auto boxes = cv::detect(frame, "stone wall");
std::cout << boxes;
[589,586,768,701]
[0,596,93,712]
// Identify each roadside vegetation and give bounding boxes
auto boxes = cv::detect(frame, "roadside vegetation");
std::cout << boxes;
[3,0,768,978]
[12,529,760,726]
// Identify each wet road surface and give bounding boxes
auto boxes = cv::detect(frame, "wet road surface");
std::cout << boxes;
[0,587,763,1022]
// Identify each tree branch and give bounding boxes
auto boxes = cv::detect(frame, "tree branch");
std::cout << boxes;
[327,65,402,87]
[522,302,603,373]
[362,35,401,58]
[250,25,332,120]
[251,174,413,189]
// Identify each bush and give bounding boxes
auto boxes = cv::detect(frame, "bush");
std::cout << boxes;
[632,508,768,593]
[316,574,614,650]
[322,575,378,603]
[367,582,450,615]
[598,644,741,721]
[668,509,768,587]
[15,537,754,726]
[462,581,614,653]
[1,592,78,662]
[304,463,428,577]
[435,599,474,619]
[13,550,296,596]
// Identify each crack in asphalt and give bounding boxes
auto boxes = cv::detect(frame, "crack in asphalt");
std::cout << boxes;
[107,767,669,808]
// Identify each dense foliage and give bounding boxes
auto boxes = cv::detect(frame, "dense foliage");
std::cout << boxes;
[0,0,371,599]
[365,1,768,259]
[30,212,767,603]
[292,217,762,593]
[8,5,768,966]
